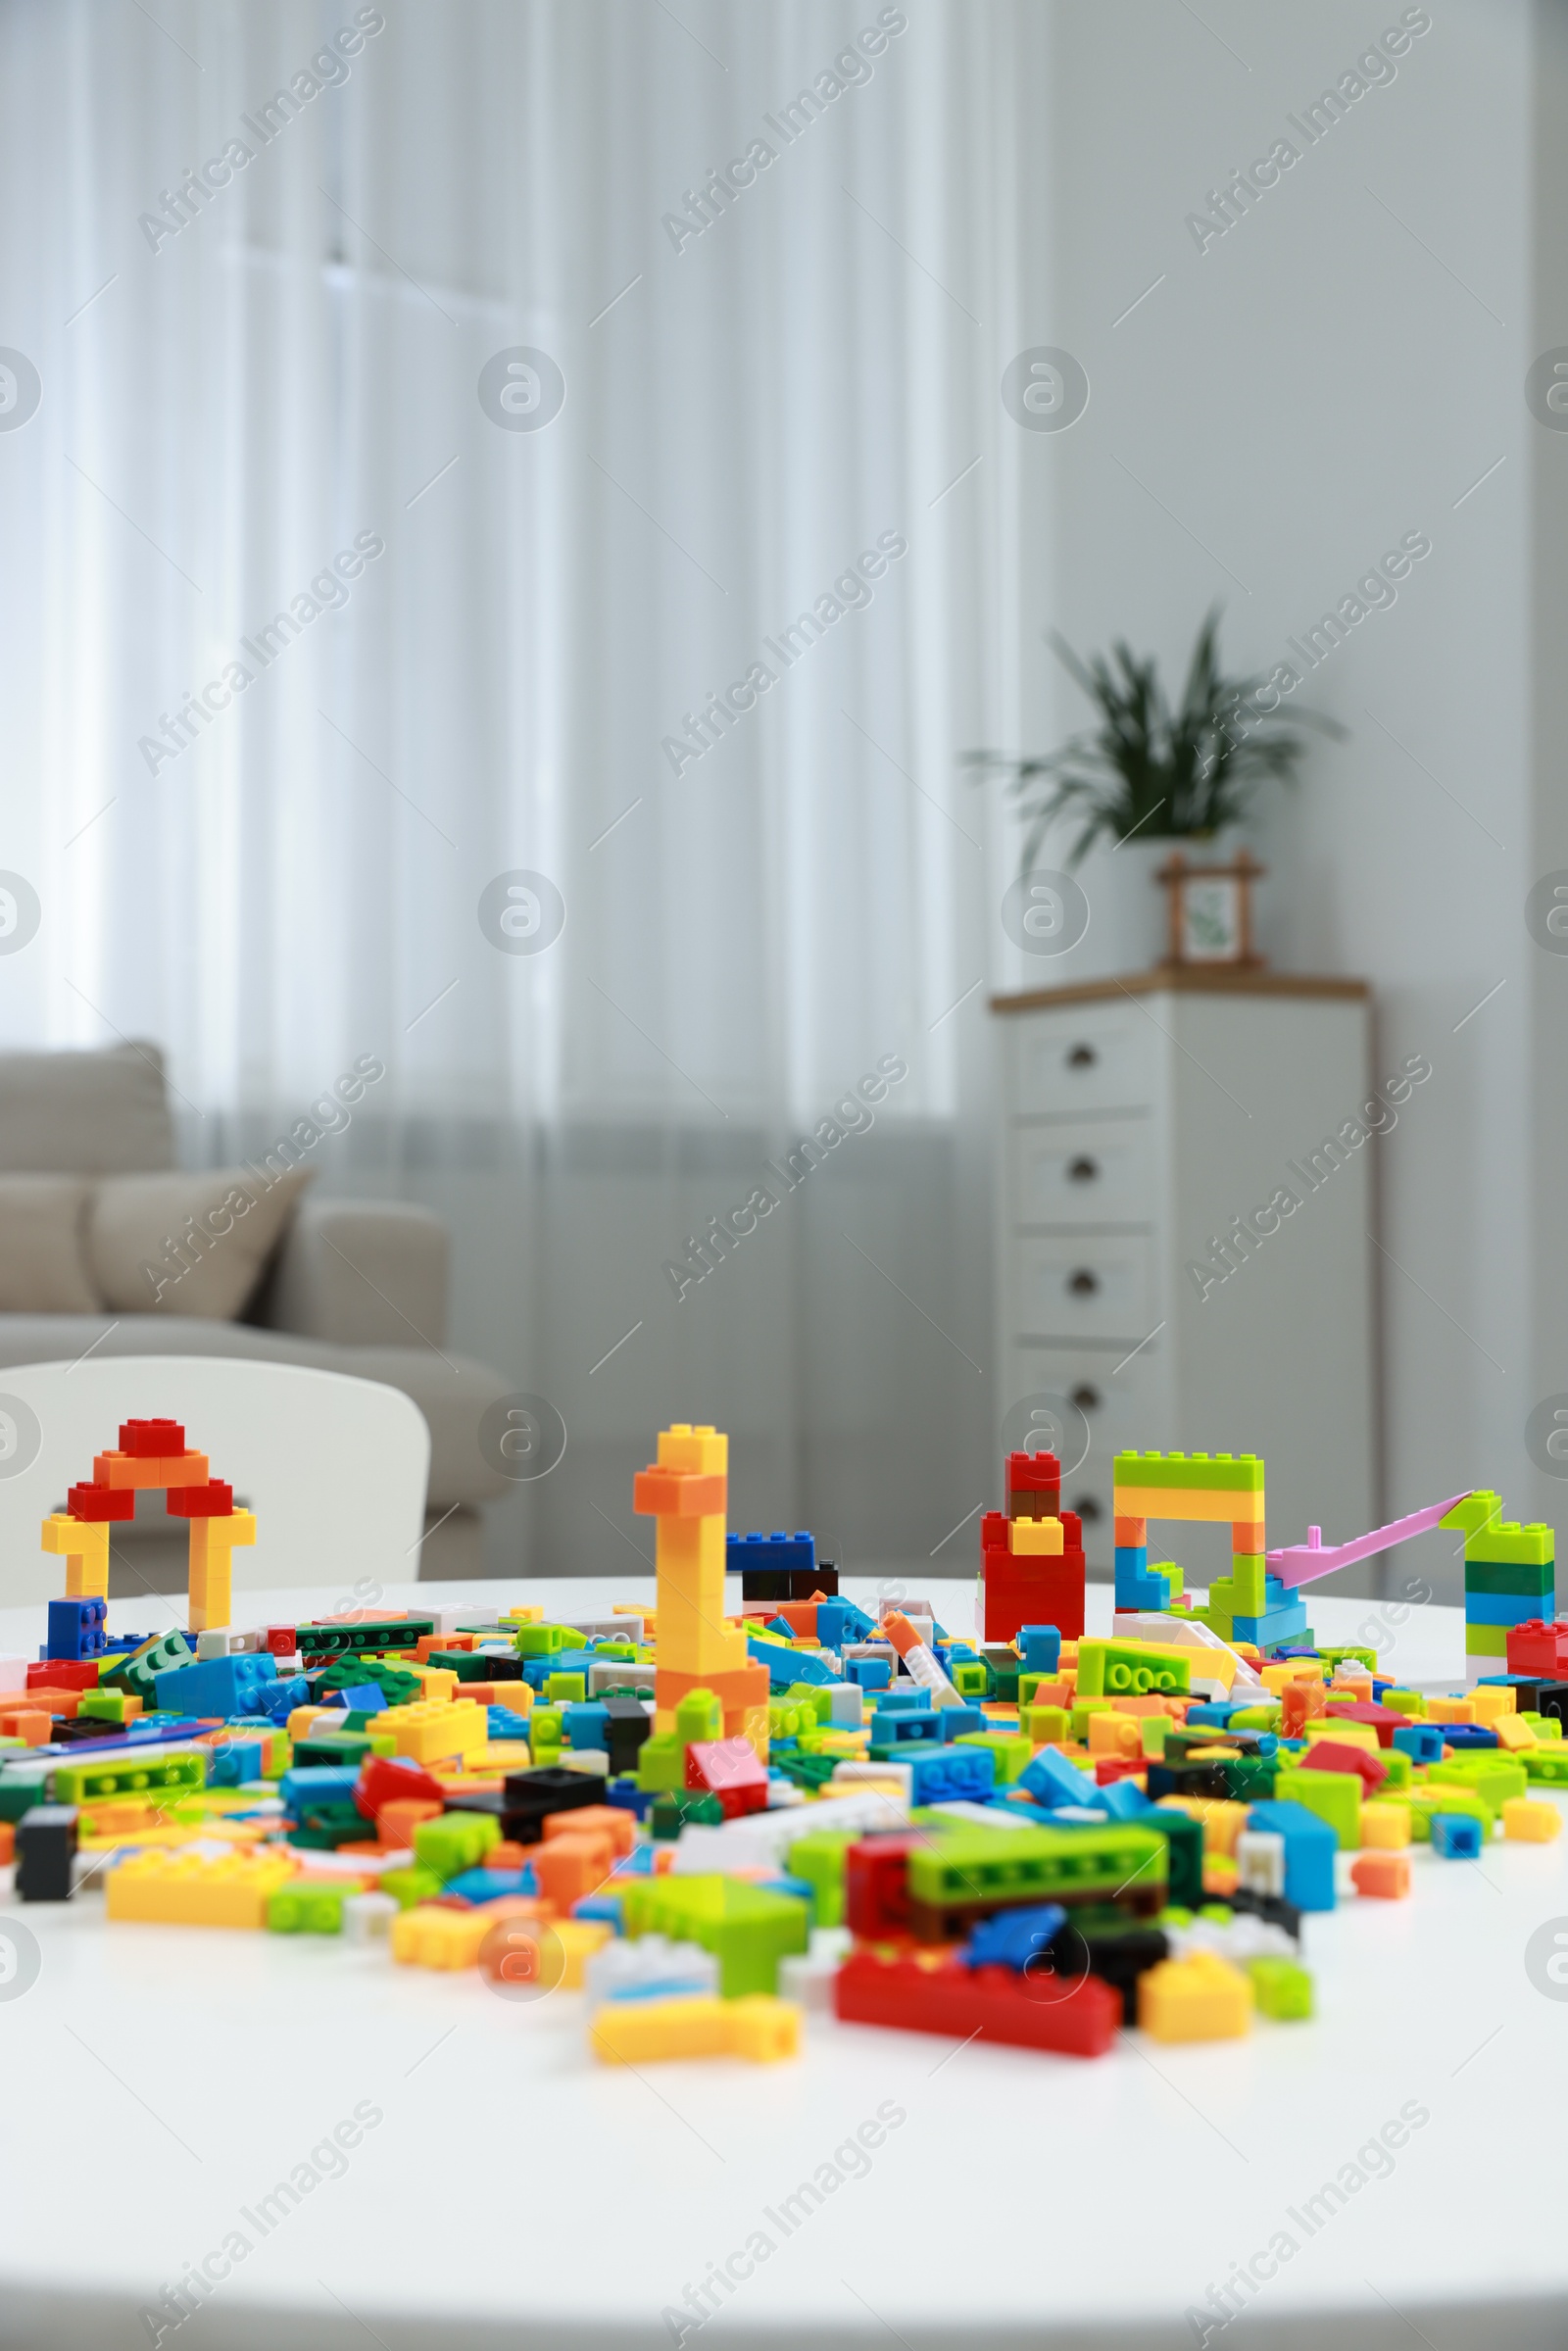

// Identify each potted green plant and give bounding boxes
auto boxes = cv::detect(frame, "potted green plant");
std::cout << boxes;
[967,611,1344,973]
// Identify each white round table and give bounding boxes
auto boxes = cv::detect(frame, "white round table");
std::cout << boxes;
[1,1576,1564,2351]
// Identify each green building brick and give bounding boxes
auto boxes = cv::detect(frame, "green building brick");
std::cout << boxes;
[1426,1756,1528,1815]
[1112,1450,1264,1494]
[1522,1746,1568,1785]
[1076,1639,1190,1699]
[268,1884,346,1934]
[1440,1492,1503,1535]
[1228,1556,1268,1615]
[906,1821,1167,1919]
[786,1830,861,1929]
[1406,1787,1491,1839]
[1273,1766,1361,1850]
[414,1810,500,1880]
[52,1749,207,1805]
[514,1623,577,1657]
[635,1731,687,1793]
[77,1690,132,1724]
[545,1672,586,1704]
[675,1690,723,1743]
[954,1729,1032,1784]
[1248,1956,1312,2020]
[1463,1625,1509,1657]
[101,1630,195,1703]
[380,1864,443,1909]
[783,1684,833,1723]
[316,1659,422,1705]
[981,1648,1021,1702]
[621,1875,809,1995]
[1463,1558,1555,1597]
[649,1791,725,1838]
[1463,1521,1553,1568]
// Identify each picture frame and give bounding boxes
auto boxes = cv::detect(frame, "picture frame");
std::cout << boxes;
[1156,848,1265,967]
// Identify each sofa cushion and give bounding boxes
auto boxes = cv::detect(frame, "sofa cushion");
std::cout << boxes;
[0,1314,514,1510]
[87,1166,316,1319]
[0,1177,101,1311]
[0,1044,176,1174]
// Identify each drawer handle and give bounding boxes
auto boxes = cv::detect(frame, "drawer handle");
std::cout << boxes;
[1074,1494,1103,1523]
[1067,1043,1098,1069]
[1067,1268,1100,1297]
[1070,1383,1101,1412]
[1067,1155,1100,1184]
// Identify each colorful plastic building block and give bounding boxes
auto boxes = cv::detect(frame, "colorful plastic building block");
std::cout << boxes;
[1138,1952,1253,2041]
[106,1849,298,1927]
[590,1993,801,2064]
[835,1945,1119,2055]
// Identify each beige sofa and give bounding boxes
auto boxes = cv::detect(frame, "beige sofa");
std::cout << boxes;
[0,1045,513,1513]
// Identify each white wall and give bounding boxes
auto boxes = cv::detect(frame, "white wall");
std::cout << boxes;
[1000,0,1551,1596]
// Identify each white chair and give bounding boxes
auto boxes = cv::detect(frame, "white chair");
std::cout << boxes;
[0,1356,429,1608]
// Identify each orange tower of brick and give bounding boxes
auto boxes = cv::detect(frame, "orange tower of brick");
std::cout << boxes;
[633,1422,770,1757]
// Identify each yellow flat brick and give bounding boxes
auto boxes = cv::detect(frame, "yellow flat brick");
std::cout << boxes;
[106,1848,297,1927]
[1360,1800,1412,1848]
[1138,1954,1252,2042]
[1110,1486,1264,1524]
[1501,1798,1562,1842]
[1494,1717,1537,1752]
[392,1904,494,1969]
[590,1994,800,2065]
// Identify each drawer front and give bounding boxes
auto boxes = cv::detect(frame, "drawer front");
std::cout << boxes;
[1011,1004,1156,1116]
[1007,1233,1155,1342]
[1002,1340,1168,1564]
[1010,1115,1156,1227]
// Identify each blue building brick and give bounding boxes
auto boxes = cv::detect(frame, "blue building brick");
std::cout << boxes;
[1246,1798,1337,1911]
[726,1531,816,1579]
[1019,1745,1101,1811]
[962,1902,1067,1972]
[906,1743,997,1804]
[46,1597,106,1663]
[153,1651,279,1719]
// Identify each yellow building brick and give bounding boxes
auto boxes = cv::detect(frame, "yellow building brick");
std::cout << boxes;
[1138,1954,1253,2042]
[380,1697,487,1763]
[590,1993,800,2065]
[106,1848,297,1927]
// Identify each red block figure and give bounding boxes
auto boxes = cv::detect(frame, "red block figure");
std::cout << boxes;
[980,1506,1086,1642]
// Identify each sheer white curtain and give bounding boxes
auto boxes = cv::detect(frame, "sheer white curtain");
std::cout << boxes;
[0,0,1031,1569]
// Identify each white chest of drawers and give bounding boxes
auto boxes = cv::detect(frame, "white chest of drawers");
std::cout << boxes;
[992,972,1377,1576]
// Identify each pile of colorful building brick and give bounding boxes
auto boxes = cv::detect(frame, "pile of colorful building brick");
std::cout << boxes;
[2,1420,1565,2066]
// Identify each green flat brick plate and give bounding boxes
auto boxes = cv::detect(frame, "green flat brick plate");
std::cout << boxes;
[1112,1451,1264,1494]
